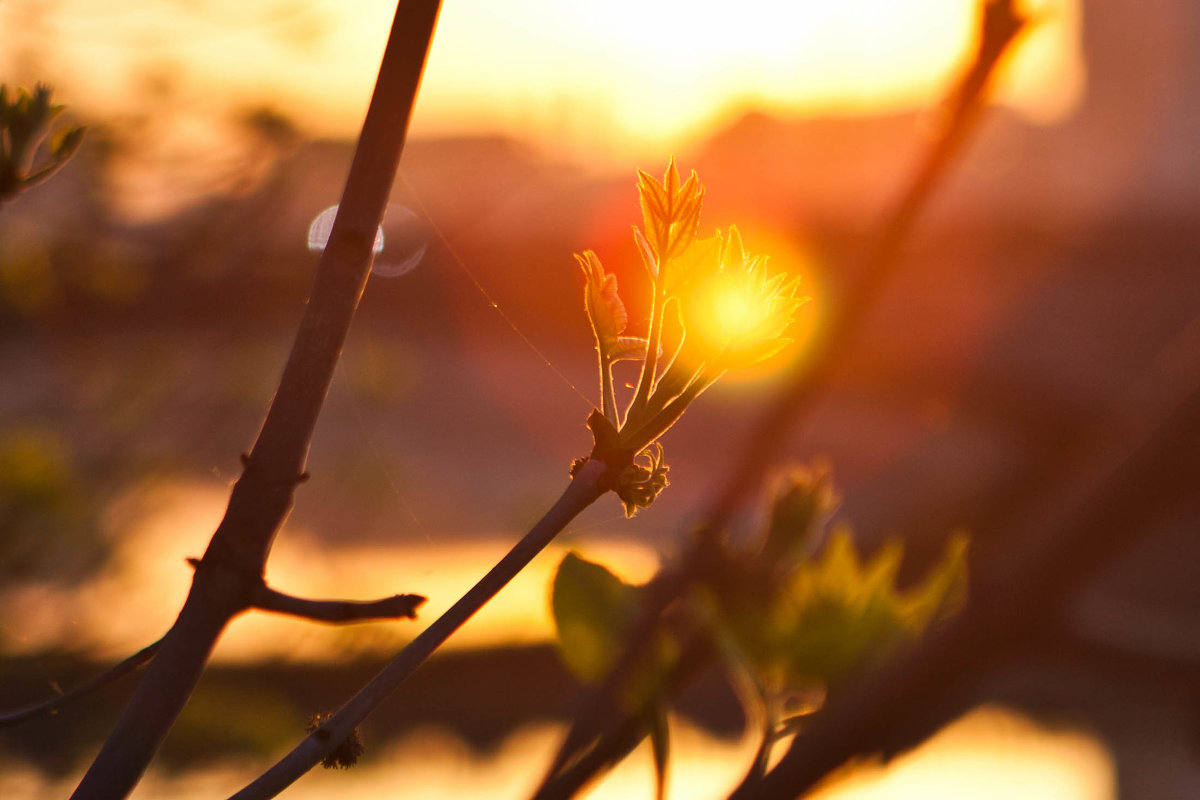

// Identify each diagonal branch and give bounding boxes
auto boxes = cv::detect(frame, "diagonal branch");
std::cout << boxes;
[0,638,162,728]
[228,457,609,800]
[252,585,426,623]
[69,3,443,798]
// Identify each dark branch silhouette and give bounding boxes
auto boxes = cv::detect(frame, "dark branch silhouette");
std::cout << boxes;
[251,585,426,623]
[0,639,162,728]
[69,2,444,797]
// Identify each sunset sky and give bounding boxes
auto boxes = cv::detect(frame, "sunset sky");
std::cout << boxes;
[2,0,1083,162]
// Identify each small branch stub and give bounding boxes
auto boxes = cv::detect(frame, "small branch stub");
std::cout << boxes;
[253,585,426,623]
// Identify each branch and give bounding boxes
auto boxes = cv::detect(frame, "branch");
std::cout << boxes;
[0,639,162,728]
[535,713,646,800]
[70,3,443,797]
[227,457,609,800]
[252,585,426,623]
[693,0,1031,542]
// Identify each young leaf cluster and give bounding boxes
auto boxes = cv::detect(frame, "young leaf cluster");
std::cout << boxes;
[578,160,805,516]
[0,85,85,204]
[550,466,968,797]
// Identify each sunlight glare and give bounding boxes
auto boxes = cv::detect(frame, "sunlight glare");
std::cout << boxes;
[1,0,1083,165]
[713,286,759,343]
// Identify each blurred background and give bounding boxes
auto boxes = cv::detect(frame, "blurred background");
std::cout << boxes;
[1,1,1197,797]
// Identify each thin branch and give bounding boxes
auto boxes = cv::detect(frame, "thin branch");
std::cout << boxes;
[69,3,443,798]
[535,714,647,800]
[228,458,609,800]
[252,585,426,623]
[533,632,713,800]
[0,639,162,728]
[693,0,1031,543]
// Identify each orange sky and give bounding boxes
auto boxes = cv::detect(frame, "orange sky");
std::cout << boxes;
[2,0,1083,162]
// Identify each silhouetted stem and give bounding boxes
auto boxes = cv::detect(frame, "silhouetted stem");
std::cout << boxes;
[599,349,618,424]
[638,346,697,422]
[69,3,442,797]
[0,638,162,728]
[534,715,647,800]
[624,369,721,453]
[695,1,1030,541]
[252,585,426,622]
[626,283,668,426]
[229,458,608,800]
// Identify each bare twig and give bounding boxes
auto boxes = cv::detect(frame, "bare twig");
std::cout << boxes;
[228,458,609,800]
[0,639,162,728]
[252,585,426,623]
[69,2,442,797]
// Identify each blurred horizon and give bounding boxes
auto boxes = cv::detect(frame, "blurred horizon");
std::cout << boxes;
[2,0,1083,214]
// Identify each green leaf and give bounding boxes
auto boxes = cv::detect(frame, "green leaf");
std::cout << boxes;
[903,532,969,629]
[770,530,968,686]
[551,552,643,683]
[550,552,681,716]
[762,467,836,562]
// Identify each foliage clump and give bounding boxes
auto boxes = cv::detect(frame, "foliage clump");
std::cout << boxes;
[551,466,968,794]
[0,84,85,204]
[577,160,805,515]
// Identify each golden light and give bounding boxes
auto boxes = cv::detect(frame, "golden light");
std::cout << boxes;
[713,284,761,343]
[674,226,814,380]
[0,479,663,662]
[0,706,1113,799]
[0,0,1084,165]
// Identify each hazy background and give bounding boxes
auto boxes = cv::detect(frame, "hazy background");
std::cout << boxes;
[1,1,1197,798]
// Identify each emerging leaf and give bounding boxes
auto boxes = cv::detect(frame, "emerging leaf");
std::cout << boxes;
[576,250,628,350]
[762,467,838,563]
[633,226,658,280]
[677,226,806,371]
[636,158,705,266]
[771,530,969,686]
[615,443,670,517]
[610,336,651,362]
[552,552,642,683]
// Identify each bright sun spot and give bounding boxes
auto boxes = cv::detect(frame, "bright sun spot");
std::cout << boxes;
[714,287,759,339]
